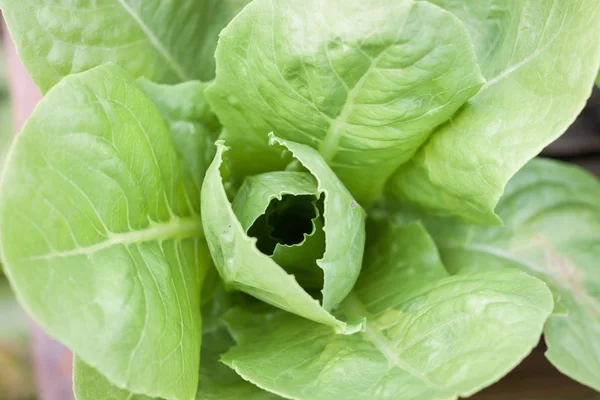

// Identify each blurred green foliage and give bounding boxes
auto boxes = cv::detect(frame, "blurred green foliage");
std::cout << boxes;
[0,43,12,167]
[0,37,33,400]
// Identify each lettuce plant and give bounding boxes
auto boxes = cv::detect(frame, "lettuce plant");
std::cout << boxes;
[0,1,599,399]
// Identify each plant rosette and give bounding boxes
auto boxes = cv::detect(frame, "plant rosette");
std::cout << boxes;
[0,0,599,399]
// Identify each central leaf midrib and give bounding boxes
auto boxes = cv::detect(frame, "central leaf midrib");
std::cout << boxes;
[27,217,204,260]
[115,0,190,81]
[316,3,414,165]
[317,48,390,164]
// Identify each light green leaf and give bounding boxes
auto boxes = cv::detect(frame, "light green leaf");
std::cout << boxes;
[0,0,250,93]
[137,78,221,195]
[232,171,319,232]
[389,1,600,223]
[198,286,284,400]
[75,286,282,400]
[196,326,283,400]
[74,327,282,400]
[387,158,600,391]
[223,223,553,400]
[270,135,365,310]
[201,141,364,331]
[206,0,484,204]
[0,64,211,400]
[74,357,154,400]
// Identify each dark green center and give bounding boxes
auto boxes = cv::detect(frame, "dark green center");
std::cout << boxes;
[249,195,317,255]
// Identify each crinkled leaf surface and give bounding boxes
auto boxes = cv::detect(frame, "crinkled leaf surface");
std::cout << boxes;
[201,139,365,330]
[0,0,250,92]
[388,159,600,391]
[389,0,600,223]
[223,223,553,400]
[206,0,484,204]
[0,64,211,400]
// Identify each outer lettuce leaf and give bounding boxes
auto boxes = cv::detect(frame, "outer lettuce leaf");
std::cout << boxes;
[74,286,282,400]
[389,1,600,223]
[0,0,250,92]
[74,327,281,400]
[387,159,600,391]
[201,139,365,331]
[222,223,553,400]
[137,78,221,209]
[74,357,154,400]
[198,286,283,399]
[0,65,212,400]
[206,0,484,204]
[196,326,283,400]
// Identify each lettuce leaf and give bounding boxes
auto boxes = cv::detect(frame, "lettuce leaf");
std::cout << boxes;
[201,137,365,331]
[384,159,600,391]
[206,0,600,224]
[137,79,221,188]
[389,0,600,223]
[222,223,553,400]
[205,0,484,204]
[0,1,598,398]
[0,64,213,400]
[74,285,284,400]
[0,0,250,92]
[73,326,282,400]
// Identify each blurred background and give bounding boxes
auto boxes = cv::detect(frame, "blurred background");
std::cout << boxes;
[0,22,36,400]
[0,16,599,400]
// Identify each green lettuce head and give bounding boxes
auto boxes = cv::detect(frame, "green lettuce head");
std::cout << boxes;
[201,136,366,332]
[0,0,599,399]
